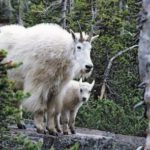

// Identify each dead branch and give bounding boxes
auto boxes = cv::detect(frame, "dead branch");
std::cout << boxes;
[99,44,138,100]
[42,0,62,14]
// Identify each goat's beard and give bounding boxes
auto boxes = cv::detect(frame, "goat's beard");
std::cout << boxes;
[82,70,92,79]
[74,69,92,80]
[73,60,93,80]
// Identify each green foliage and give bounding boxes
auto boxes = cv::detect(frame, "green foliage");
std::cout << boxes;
[13,134,42,150]
[2,134,42,150]
[67,143,80,150]
[24,1,62,26]
[0,50,29,133]
[76,98,147,136]
[50,143,79,150]
[0,50,20,132]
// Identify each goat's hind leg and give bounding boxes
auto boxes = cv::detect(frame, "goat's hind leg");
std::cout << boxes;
[47,101,58,136]
[34,111,46,134]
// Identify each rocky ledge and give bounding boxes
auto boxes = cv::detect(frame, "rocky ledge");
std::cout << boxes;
[10,120,145,150]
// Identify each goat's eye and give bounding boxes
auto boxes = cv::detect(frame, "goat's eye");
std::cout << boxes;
[77,46,81,50]
[80,89,83,93]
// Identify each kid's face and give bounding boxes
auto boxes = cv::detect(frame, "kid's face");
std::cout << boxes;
[79,85,92,102]
[79,81,95,102]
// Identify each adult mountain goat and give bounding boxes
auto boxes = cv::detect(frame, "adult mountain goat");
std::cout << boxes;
[0,23,98,135]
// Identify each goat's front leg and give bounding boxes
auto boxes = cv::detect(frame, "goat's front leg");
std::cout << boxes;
[61,111,69,135]
[34,111,45,134]
[55,113,61,133]
[17,104,26,129]
[47,100,58,136]
[69,111,77,134]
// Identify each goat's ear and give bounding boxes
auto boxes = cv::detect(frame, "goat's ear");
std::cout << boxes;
[90,35,99,43]
[91,80,95,88]
[70,29,77,42]
[79,78,83,83]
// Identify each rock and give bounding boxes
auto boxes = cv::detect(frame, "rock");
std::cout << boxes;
[9,120,145,150]
[42,129,145,150]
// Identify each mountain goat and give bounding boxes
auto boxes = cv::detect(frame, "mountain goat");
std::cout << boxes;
[54,79,95,135]
[0,23,98,135]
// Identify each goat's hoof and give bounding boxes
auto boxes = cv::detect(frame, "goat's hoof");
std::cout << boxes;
[63,131,69,135]
[37,128,46,134]
[71,130,76,134]
[17,123,26,129]
[46,126,58,136]
[48,130,58,136]
[56,128,62,133]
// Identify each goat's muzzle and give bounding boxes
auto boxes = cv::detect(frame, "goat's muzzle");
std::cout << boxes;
[85,65,93,73]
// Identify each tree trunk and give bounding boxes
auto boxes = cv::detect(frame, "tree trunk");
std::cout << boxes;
[138,0,150,149]
[61,0,67,28]
[91,0,97,34]
[18,0,24,25]
[68,0,74,13]
[0,0,14,23]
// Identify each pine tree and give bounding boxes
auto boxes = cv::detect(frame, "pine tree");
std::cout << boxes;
[0,49,25,148]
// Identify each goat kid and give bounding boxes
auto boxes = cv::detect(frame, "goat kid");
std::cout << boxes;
[54,78,95,135]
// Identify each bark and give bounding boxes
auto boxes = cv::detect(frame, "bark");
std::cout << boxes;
[138,0,150,149]
[18,0,24,25]
[68,0,74,13]
[61,0,67,28]
[91,0,97,34]
[0,0,14,23]
[0,0,29,24]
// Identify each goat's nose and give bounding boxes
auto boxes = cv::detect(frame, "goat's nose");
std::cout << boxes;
[82,97,87,102]
[85,65,93,70]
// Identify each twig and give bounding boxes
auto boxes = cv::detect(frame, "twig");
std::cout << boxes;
[42,0,62,14]
[99,45,138,100]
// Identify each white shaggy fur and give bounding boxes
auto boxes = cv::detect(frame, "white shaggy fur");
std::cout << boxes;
[0,25,26,51]
[0,23,98,134]
[55,79,95,134]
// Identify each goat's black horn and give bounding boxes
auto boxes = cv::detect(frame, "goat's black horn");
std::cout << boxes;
[77,21,83,42]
